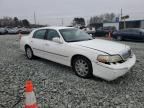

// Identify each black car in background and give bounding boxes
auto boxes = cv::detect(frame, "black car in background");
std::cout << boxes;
[95,26,116,37]
[112,28,144,41]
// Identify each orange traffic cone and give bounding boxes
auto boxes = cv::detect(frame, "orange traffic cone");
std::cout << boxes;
[108,32,112,40]
[24,80,38,108]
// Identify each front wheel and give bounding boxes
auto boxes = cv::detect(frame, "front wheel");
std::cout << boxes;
[25,47,34,59]
[72,57,92,78]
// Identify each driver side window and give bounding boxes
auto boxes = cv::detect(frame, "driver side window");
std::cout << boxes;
[46,29,60,41]
[33,29,46,39]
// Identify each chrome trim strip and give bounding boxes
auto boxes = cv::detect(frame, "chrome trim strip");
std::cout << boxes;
[33,48,69,58]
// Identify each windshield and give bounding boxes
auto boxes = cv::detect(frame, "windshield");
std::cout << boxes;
[140,29,144,32]
[59,28,93,42]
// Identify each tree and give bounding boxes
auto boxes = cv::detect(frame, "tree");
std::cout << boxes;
[103,13,115,22]
[89,16,103,24]
[72,17,85,26]
[13,17,19,27]
[89,13,116,24]
[22,19,30,27]
[0,17,13,27]
[0,17,31,27]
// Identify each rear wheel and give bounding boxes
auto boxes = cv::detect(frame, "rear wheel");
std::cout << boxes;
[25,47,34,59]
[72,56,92,78]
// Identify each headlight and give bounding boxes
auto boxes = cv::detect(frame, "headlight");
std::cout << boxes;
[97,55,122,63]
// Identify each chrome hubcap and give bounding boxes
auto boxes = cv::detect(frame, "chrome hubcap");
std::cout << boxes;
[26,48,32,58]
[75,59,89,76]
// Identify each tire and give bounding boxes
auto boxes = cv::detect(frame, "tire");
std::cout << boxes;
[116,36,122,41]
[72,56,92,78]
[25,46,34,59]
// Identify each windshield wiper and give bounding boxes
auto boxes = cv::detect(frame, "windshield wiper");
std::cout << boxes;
[67,38,92,42]
[67,40,82,42]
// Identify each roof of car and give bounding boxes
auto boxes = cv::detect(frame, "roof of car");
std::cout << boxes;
[35,26,74,31]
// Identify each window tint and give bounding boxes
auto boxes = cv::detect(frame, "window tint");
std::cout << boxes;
[46,29,60,40]
[33,29,46,39]
[129,29,140,34]
[140,29,144,32]
[120,29,125,33]
[120,29,131,33]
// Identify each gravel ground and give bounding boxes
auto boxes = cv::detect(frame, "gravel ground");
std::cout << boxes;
[0,35,144,108]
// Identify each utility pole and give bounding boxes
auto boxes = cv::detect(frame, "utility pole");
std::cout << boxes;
[121,8,123,21]
[34,12,36,25]
[121,15,129,29]
[121,8,127,29]
[124,18,126,29]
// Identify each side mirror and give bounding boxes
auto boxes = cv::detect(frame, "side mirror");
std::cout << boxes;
[52,37,63,44]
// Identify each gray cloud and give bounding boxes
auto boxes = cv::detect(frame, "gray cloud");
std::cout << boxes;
[0,0,144,25]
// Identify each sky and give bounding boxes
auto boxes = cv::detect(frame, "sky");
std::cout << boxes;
[0,0,144,25]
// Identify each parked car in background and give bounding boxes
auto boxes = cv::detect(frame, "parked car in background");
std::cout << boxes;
[0,27,33,34]
[18,27,31,34]
[112,28,144,41]
[95,26,116,37]
[20,27,136,81]
[0,28,7,34]
[7,28,19,34]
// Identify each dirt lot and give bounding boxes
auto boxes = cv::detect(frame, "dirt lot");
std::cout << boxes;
[0,35,144,108]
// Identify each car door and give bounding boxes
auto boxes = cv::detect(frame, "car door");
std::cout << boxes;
[43,29,70,65]
[121,29,131,39]
[30,29,47,58]
[116,30,127,39]
[130,30,143,40]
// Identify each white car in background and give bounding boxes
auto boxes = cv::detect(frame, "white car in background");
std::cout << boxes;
[20,27,136,81]
[7,28,19,34]
[0,28,7,34]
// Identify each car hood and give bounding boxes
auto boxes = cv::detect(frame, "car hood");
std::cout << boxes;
[70,39,130,55]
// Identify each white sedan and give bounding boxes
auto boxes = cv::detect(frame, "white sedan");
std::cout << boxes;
[20,27,136,81]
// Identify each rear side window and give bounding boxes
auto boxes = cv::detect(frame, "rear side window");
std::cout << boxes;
[46,29,60,40]
[33,29,46,39]
[129,29,140,34]
[120,29,130,33]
